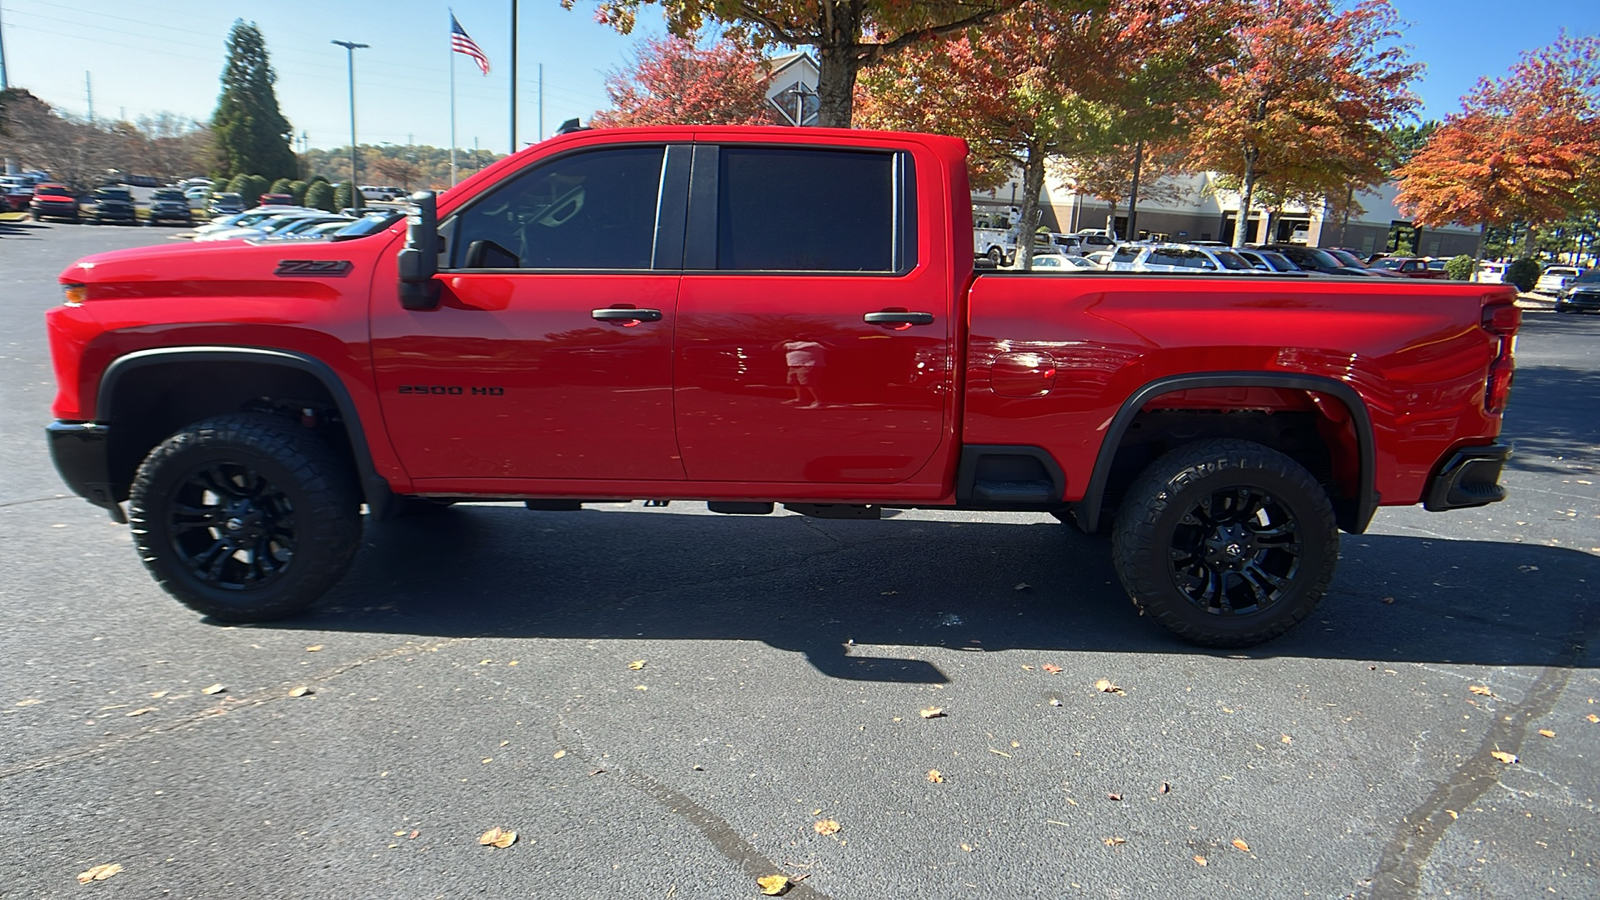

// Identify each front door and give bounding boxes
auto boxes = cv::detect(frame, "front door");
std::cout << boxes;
[673,144,953,487]
[370,143,687,483]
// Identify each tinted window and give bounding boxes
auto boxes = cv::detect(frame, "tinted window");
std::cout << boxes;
[717,148,900,271]
[1111,246,1141,264]
[452,146,664,270]
[1215,250,1253,271]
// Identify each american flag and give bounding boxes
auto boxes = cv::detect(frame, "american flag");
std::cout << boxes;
[451,13,490,75]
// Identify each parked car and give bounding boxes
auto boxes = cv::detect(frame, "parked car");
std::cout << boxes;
[1105,242,1256,273]
[259,193,296,207]
[193,207,317,236]
[196,212,350,242]
[28,183,80,223]
[1001,251,1095,271]
[2,175,36,211]
[1261,244,1370,276]
[1322,248,1400,277]
[1554,269,1600,313]
[1235,248,1301,273]
[1370,256,1449,279]
[1474,261,1507,284]
[1073,229,1118,249]
[87,187,137,225]
[146,188,194,226]
[184,186,211,203]
[207,193,246,216]
[1083,249,1115,268]
[1535,266,1585,296]
[260,219,359,242]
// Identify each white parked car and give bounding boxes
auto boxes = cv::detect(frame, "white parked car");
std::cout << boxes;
[1474,261,1507,284]
[193,207,317,236]
[1104,242,1257,273]
[1001,252,1096,271]
[1535,266,1585,296]
[196,212,345,242]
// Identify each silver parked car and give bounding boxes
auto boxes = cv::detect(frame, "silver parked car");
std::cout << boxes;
[1104,242,1257,273]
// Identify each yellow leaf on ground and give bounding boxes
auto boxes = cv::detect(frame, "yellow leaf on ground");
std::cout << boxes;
[16,698,41,706]
[926,769,944,783]
[125,707,158,717]
[552,750,566,759]
[1094,679,1125,695]
[813,819,840,836]
[76,863,122,884]
[757,874,789,895]
[1587,714,1598,724]
[1538,729,1556,738]
[1041,663,1063,674]
[919,706,945,719]
[1469,685,1493,696]
[287,686,312,698]
[1490,751,1517,764]
[1194,855,1208,866]
[1280,735,1292,745]
[149,691,168,699]
[1103,836,1126,847]
[201,684,225,695]
[478,827,517,848]
[961,843,973,852]
[1232,839,1251,852]
[628,660,646,670]
[305,645,323,652]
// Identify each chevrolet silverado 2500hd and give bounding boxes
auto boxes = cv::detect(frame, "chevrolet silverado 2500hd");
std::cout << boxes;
[45,127,1519,646]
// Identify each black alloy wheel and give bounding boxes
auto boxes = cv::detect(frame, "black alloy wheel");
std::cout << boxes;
[1111,439,1338,647]
[130,414,362,622]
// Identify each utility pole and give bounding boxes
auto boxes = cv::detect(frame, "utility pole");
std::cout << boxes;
[85,71,93,123]
[331,40,369,210]
[509,0,518,154]
[538,63,543,142]
[0,3,10,90]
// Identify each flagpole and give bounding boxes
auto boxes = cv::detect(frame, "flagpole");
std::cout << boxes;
[449,11,457,186]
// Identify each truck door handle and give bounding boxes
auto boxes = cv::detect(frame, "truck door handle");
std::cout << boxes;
[592,306,663,324]
[863,310,935,327]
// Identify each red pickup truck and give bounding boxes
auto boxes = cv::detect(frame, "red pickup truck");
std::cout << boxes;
[44,126,1519,647]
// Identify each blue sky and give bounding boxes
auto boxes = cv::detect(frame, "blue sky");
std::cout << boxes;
[0,0,1595,153]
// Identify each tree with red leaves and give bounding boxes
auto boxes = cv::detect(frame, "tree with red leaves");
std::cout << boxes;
[566,0,1027,127]
[1396,34,1600,260]
[857,0,1233,266]
[592,35,780,127]
[1187,0,1419,247]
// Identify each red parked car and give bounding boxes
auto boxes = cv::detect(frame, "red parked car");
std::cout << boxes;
[28,183,80,223]
[44,126,1519,647]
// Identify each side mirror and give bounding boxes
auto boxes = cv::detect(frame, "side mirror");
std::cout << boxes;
[397,190,443,311]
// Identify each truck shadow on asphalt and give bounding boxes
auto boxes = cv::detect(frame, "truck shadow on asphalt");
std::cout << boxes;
[247,506,1599,681]
[1502,363,1600,476]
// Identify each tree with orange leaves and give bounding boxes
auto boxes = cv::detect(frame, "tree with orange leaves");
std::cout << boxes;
[1396,34,1600,261]
[1187,0,1419,247]
[856,0,1234,267]
[592,36,780,127]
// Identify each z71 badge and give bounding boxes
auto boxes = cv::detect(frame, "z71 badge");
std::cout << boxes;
[275,259,354,277]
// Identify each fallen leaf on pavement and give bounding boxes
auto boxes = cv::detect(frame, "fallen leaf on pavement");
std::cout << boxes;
[1103,837,1126,847]
[1106,793,1122,801]
[76,863,122,884]
[15,698,41,706]
[125,707,158,717]
[1538,729,1556,738]
[926,769,944,783]
[1193,855,1208,866]
[1048,697,1062,707]
[287,686,312,698]
[589,768,605,776]
[1014,582,1030,591]
[1041,664,1063,674]
[552,749,566,759]
[813,819,840,836]
[1094,679,1125,695]
[628,660,646,670]
[148,691,168,699]
[408,830,420,839]
[1232,839,1250,852]
[1280,735,1292,745]
[1380,596,1395,604]
[305,645,323,652]
[961,843,973,852]
[1021,665,1035,671]
[757,874,790,895]
[201,684,225,695]
[1490,751,1517,764]
[1587,714,1598,724]
[478,827,517,848]
[1469,685,1493,696]
[919,707,945,719]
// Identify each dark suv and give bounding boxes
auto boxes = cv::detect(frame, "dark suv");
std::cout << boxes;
[147,188,193,226]
[1259,244,1368,276]
[88,187,137,225]
[1555,269,1600,314]
[28,183,80,223]
[208,192,246,216]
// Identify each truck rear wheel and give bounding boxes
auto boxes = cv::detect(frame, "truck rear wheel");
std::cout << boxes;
[129,414,362,622]
[1110,439,1338,647]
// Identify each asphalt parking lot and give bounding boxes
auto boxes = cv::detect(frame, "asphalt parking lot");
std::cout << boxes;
[2,221,1597,899]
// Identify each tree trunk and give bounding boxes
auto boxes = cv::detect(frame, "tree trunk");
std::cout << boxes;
[1126,141,1143,240]
[1016,140,1048,270]
[1232,147,1258,248]
[1261,208,1275,245]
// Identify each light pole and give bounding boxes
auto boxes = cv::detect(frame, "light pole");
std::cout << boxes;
[331,39,368,210]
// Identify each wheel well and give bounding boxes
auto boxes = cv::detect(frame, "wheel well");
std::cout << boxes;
[101,361,357,502]
[1092,388,1366,532]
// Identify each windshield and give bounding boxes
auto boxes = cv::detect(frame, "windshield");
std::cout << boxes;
[95,189,131,200]
[1324,249,1365,267]
[1215,250,1254,271]
[152,190,185,201]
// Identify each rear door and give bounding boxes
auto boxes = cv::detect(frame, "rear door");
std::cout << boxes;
[672,141,954,488]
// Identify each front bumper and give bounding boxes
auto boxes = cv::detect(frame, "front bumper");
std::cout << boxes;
[1423,444,1511,511]
[1556,292,1600,312]
[46,421,125,522]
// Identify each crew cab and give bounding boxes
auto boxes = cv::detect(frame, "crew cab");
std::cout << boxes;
[29,183,80,223]
[44,127,1520,647]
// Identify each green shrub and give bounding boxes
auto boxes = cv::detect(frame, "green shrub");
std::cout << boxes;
[309,174,330,185]
[245,174,270,207]
[333,182,355,211]
[267,177,293,196]
[225,173,252,197]
[303,181,335,212]
[1444,255,1476,281]
[1505,258,1541,292]
[287,180,308,205]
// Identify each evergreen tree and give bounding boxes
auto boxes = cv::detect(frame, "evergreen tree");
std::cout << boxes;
[287,179,309,204]
[211,21,297,182]
[334,182,355,211]
[268,177,293,195]
[304,181,335,212]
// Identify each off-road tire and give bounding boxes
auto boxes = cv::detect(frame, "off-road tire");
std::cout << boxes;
[129,414,362,622]
[1110,439,1338,647]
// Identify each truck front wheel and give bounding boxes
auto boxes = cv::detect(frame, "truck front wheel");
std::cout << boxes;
[129,414,362,622]
[1110,439,1338,647]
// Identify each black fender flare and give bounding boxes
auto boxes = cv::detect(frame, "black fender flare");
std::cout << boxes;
[1074,372,1378,534]
[97,346,397,519]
